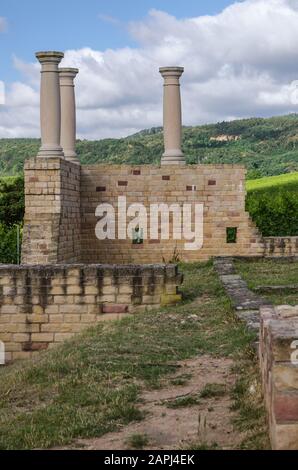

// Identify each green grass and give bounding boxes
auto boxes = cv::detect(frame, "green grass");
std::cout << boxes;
[235,258,298,305]
[231,353,270,450]
[199,383,227,399]
[246,172,298,192]
[170,373,192,386]
[125,433,149,449]
[165,394,201,409]
[245,172,298,237]
[165,382,227,409]
[0,261,267,450]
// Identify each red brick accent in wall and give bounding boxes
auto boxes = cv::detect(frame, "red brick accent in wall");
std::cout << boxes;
[102,304,129,314]
[132,170,141,175]
[162,175,170,181]
[274,394,298,422]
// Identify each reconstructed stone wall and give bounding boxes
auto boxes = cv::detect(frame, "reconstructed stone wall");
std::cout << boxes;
[23,159,298,264]
[260,305,298,449]
[80,164,264,263]
[0,264,182,362]
[264,237,298,257]
[22,158,81,264]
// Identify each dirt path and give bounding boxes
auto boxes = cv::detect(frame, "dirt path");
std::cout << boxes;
[59,355,244,450]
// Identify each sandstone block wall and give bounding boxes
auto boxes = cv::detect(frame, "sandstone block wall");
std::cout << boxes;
[22,158,81,264]
[260,305,298,449]
[0,264,182,362]
[80,164,264,263]
[264,237,298,257]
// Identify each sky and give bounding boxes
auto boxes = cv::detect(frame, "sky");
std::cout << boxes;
[1,0,298,139]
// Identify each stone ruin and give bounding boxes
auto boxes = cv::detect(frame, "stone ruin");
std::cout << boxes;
[0,51,297,449]
[21,51,296,266]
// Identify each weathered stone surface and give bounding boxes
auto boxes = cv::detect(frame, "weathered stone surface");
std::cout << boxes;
[272,423,298,450]
[254,285,298,294]
[264,237,298,258]
[0,263,182,362]
[260,305,298,449]
[214,257,269,327]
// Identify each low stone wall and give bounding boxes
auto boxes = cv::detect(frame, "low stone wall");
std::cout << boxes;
[260,305,298,449]
[0,264,183,363]
[264,237,298,257]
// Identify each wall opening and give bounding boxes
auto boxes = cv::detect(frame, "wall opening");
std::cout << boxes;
[226,227,238,244]
[132,227,144,245]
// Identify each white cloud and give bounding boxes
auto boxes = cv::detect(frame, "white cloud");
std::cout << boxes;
[0,17,7,32]
[2,0,298,139]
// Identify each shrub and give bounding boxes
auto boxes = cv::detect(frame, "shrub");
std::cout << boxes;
[246,185,298,237]
[0,223,22,264]
[0,175,24,226]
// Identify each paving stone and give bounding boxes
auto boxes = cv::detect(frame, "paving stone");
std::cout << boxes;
[214,257,271,328]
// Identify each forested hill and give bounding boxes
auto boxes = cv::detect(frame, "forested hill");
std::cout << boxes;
[1,114,298,179]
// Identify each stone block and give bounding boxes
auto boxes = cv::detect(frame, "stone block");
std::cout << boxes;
[31,333,54,342]
[273,392,298,422]
[272,423,298,450]
[273,364,298,391]
[161,293,182,305]
[102,304,129,314]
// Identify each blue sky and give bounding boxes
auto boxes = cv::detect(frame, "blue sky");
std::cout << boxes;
[0,0,236,82]
[1,0,298,139]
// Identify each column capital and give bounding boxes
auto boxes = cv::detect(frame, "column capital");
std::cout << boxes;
[59,68,79,88]
[36,51,64,66]
[59,68,79,79]
[159,66,184,80]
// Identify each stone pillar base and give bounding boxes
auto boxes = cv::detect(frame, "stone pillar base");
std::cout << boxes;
[37,147,64,158]
[161,150,186,165]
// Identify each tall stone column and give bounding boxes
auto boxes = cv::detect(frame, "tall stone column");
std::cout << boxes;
[59,68,79,164]
[36,51,64,158]
[159,66,185,165]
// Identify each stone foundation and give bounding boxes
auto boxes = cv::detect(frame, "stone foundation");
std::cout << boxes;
[260,305,298,449]
[0,263,183,362]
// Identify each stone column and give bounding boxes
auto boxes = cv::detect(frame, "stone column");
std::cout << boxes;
[59,68,79,164]
[159,66,185,165]
[36,51,64,158]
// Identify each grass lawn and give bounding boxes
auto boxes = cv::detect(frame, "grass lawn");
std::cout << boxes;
[235,258,298,305]
[246,172,298,192]
[0,261,269,450]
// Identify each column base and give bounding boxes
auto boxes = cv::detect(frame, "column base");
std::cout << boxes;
[161,150,186,165]
[37,145,64,158]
